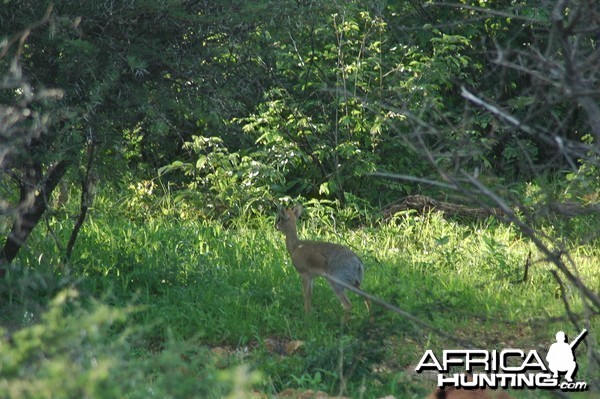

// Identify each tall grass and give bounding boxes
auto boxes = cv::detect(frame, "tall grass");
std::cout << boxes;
[1,195,598,398]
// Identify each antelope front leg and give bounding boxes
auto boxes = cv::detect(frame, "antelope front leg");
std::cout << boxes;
[301,275,314,315]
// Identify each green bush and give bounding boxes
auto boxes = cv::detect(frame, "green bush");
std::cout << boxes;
[0,289,259,399]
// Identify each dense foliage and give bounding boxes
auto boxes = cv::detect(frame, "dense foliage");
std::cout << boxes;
[1,0,599,397]
[3,1,598,229]
[2,198,598,397]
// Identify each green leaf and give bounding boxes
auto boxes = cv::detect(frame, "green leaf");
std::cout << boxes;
[319,182,330,195]
[196,155,208,170]
[158,160,191,176]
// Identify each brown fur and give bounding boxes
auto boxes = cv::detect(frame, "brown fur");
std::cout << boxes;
[276,205,366,316]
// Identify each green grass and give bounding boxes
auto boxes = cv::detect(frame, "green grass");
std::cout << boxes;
[1,198,599,398]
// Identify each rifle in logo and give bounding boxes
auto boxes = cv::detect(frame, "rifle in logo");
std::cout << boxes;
[414,328,590,391]
[546,329,587,382]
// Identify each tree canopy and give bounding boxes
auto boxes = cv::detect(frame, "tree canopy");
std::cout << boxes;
[1,0,599,261]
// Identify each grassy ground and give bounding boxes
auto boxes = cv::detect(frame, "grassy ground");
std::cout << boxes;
[1,196,599,398]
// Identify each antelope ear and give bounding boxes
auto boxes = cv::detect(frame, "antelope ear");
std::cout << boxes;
[291,204,303,218]
[276,204,288,220]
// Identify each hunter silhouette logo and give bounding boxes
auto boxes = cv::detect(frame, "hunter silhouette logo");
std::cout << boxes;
[546,329,587,383]
[415,329,589,391]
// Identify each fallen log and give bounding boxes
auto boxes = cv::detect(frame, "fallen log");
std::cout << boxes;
[381,195,500,220]
[381,195,600,221]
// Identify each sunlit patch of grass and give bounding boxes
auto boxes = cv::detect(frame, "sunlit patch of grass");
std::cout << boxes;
[5,197,598,398]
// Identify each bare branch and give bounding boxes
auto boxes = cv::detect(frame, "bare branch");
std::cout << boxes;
[322,272,481,348]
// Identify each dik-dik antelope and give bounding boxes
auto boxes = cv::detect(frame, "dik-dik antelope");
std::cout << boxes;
[275,205,369,317]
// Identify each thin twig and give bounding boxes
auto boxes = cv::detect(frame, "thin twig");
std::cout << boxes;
[368,172,458,191]
[550,270,581,332]
[462,173,600,312]
[522,251,531,283]
[428,2,549,24]
[0,5,54,59]
[322,273,479,348]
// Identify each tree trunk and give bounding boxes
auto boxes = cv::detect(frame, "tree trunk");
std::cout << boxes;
[0,160,68,276]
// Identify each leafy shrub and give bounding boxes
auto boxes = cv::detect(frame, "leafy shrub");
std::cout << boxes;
[0,289,258,399]
[159,135,282,222]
